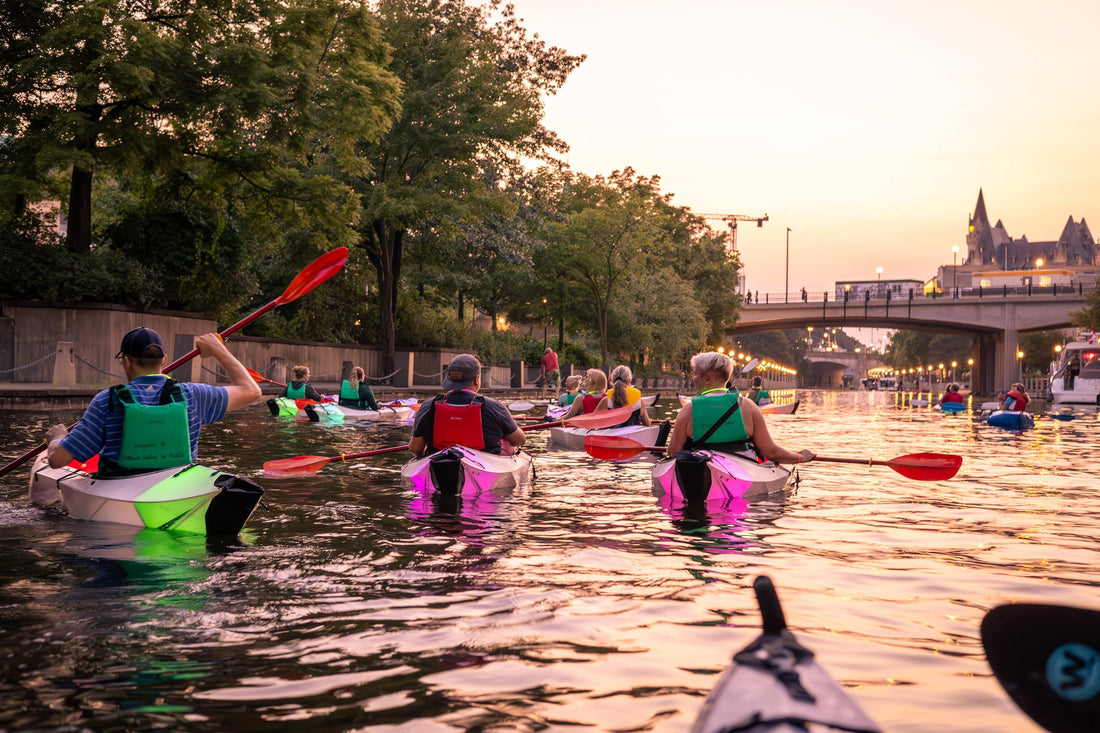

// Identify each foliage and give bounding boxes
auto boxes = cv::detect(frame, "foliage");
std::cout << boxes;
[610,267,707,369]
[730,330,809,372]
[354,0,584,371]
[1018,331,1066,376]
[882,331,972,372]
[1070,283,1100,331]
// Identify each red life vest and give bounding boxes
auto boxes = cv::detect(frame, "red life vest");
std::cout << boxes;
[432,393,485,450]
[1005,389,1029,412]
[580,393,601,414]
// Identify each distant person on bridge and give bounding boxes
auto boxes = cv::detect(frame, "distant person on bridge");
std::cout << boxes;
[801,287,807,302]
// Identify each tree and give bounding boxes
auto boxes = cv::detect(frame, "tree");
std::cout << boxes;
[612,267,707,367]
[355,0,583,373]
[0,0,401,253]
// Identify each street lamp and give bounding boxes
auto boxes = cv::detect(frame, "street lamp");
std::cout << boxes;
[875,266,883,298]
[951,245,959,295]
[785,227,791,304]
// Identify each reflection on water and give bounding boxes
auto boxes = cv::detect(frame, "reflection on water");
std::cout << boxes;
[1,391,1097,731]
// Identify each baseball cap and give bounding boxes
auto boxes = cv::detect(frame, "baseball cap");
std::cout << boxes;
[442,354,481,390]
[116,327,166,359]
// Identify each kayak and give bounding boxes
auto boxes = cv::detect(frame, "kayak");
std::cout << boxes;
[692,576,881,733]
[910,398,930,407]
[266,396,414,422]
[28,455,263,535]
[549,423,665,453]
[653,447,792,504]
[400,445,533,496]
[547,392,659,421]
[985,410,1034,430]
[759,400,800,415]
[934,401,967,413]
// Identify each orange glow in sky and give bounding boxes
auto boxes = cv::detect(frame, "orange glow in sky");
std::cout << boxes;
[509,0,1100,295]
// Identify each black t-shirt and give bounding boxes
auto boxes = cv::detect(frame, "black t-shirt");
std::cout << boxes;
[411,390,518,454]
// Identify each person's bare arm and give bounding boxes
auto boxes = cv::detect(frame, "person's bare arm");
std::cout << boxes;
[503,428,526,450]
[45,424,75,469]
[195,333,262,411]
[666,402,691,457]
[638,402,652,426]
[743,399,814,464]
[408,435,428,457]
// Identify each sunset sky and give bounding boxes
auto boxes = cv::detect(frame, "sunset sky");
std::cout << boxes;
[509,0,1100,298]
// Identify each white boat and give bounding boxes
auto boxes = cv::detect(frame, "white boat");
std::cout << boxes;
[549,423,664,453]
[266,396,415,422]
[547,393,658,421]
[652,448,793,504]
[1048,335,1100,405]
[400,445,533,496]
[28,455,264,535]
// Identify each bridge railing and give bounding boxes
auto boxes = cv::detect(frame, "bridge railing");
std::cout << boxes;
[741,282,1092,306]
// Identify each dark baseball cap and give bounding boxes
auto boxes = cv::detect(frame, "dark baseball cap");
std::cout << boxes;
[116,327,165,359]
[442,354,481,390]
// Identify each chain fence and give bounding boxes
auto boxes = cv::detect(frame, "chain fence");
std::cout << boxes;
[0,349,59,376]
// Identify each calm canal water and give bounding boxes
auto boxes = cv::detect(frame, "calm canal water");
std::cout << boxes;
[2,390,1098,732]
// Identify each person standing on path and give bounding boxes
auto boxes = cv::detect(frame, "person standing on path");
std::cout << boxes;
[540,347,560,398]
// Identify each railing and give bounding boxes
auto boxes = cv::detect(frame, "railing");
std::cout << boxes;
[741,282,1091,306]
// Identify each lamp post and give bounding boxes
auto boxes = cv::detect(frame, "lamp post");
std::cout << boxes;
[875,266,883,298]
[951,245,959,296]
[785,227,791,303]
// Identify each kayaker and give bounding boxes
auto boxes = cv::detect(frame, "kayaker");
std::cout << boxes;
[999,382,1029,412]
[939,383,965,405]
[601,365,652,426]
[339,366,382,411]
[44,327,262,474]
[409,354,525,457]
[667,351,814,464]
[283,365,323,402]
[558,375,583,406]
[747,376,772,405]
[560,369,608,419]
[540,347,560,398]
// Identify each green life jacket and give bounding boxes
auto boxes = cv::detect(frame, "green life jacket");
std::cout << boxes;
[340,380,360,401]
[110,378,191,470]
[690,389,749,449]
[286,381,307,399]
[753,388,770,404]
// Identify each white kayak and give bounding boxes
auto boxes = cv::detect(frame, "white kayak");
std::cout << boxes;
[693,576,881,733]
[547,392,659,421]
[549,423,665,454]
[267,396,414,422]
[653,447,792,504]
[400,445,533,496]
[28,455,264,535]
[759,400,800,415]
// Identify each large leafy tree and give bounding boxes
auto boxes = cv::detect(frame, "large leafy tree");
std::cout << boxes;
[1070,285,1100,331]
[0,0,401,254]
[356,0,583,372]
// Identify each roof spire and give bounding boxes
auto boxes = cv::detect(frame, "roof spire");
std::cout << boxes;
[972,188,990,228]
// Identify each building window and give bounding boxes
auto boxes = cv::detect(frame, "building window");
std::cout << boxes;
[1039,276,1052,287]
[980,278,992,288]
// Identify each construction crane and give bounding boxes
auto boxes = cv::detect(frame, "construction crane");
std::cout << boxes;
[698,213,769,254]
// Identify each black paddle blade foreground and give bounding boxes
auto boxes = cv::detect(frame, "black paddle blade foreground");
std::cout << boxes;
[982,603,1100,733]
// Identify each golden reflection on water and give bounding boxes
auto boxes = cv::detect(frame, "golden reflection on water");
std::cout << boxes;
[2,391,1097,731]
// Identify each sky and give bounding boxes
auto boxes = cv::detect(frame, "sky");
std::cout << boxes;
[505,0,1100,299]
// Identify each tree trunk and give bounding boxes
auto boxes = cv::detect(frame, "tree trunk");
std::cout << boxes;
[66,166,93,253]
[366,220,404,376]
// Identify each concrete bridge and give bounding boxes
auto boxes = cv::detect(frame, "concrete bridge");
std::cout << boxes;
[803,349,884,388]
[730,287,1089,394]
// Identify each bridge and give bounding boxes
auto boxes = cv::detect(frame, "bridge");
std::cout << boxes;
[803,349,884,388]
[730,287,1089,394]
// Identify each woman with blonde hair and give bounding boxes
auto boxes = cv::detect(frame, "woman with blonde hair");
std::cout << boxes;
[603,365,652,426]
[283,365,323,402]
[339,366,382,410]
[561,369,608,420]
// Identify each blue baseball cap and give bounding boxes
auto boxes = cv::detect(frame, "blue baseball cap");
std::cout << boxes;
[116,327,165,359]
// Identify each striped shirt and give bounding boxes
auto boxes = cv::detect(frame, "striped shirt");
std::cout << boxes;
[59,375,228,463]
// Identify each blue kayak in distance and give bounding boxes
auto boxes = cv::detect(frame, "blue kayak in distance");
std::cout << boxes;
[935,401,967,413]
[985,410,1034,430]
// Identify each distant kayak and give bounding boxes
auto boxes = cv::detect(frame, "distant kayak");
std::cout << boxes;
[910,398,930,407]
[985,410,1034,431]
[934,401,967,413]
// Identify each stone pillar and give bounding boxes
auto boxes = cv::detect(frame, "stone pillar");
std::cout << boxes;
[393,351,415,388]
[51,341,76,387]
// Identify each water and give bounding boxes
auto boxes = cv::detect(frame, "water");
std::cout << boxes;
[2,391,1098,732]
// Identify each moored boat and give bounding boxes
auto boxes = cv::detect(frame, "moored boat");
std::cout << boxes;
[1048,334,1100,405]
[549,423,665,453]
[28,455,264,535]
[692,576,881,733]
[985,410,1034,430]
[653,447,792,504]
[400,445,533,496]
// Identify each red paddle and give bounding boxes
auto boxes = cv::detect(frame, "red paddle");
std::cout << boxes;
[264,444,409,477]
[0,247,349,478]
[521,403,637,431]
[583,436,962,480]
[247,367,286,388]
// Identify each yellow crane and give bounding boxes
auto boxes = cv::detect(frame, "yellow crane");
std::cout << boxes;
[698,213,768,254]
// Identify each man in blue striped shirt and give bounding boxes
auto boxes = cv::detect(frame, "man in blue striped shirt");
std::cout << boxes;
[45,327,262,472]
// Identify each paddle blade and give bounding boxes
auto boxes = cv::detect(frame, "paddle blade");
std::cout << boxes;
[741,357,761,374]
[277,247,349,305]
[885,452,962,481]
[982,603,1100,733]
[508,401,536,412]
[247,367,265,382]
[584,435,659,461]
[263,455,334,477]
[565,404,636,429]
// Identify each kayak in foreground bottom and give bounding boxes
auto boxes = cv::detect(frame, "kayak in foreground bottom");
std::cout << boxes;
[29,455,264,535]
[401,445,533,497]
[693,575,881,733]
